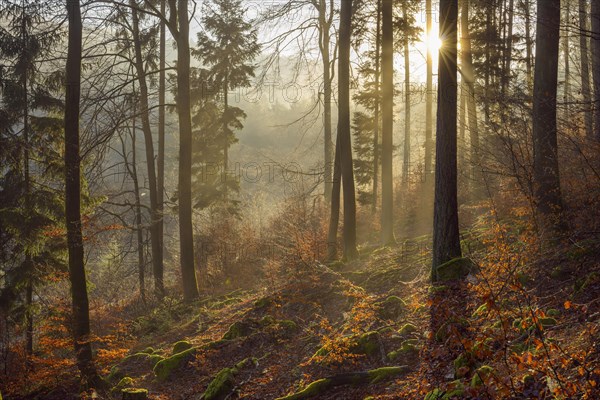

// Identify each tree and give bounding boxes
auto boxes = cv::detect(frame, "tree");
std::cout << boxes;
[580,0,594,138]
[432,0,461,277]
[195,0,260,197]
[175,0,200,301]
[532,0,564,224]
[337,0,358,259]
[592,0,600,140]
[64,0,100,385]
[128,0,164,299]
[424,0,434,182]
[380,0,394,245]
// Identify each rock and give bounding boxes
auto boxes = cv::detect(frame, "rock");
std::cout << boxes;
[471,365,494,387]
[153,347,196,381]
[140,347,155,354]
[428,285,449,294]
[254,297,272,309]
[351,331,380,355]
[435,258,476,282]
[222,321,253,340]
[122,388,148,400]
[277,378,331,400]
[203,358,257,400]
[398,323,417,336]
[172,340,193,355]
[376,296,406,320]
[113,377,134,392]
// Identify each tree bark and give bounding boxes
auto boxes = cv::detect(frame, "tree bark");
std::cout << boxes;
[580,0,594,138]
[327,137,341,261]
[176,0,199,301]
[64,0,99,384]
[425,0,434,184]
[533,0,564,224]
[372,0,381,213]
[564,0,571,113]
[130,0,163,301]
[156,0,166,299]
[592,0,600,140]
[381,0,395,245]
[318,0,334,202]
[402,2,411,185]
[432,0,461,278]
[338,0,358,259]
[524,0,533,90]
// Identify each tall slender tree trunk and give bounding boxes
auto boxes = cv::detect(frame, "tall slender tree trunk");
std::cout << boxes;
[580,0,594,138]
[402,2,411,185]
[327,137,341,260]
[176,0,199,301]
[64,0,98,385]
[129,103,146,304]
[156,0,166,299]
[525,0,533,90]
[425,0,434,184]
[130,0,163,301]
[564,0,571,112]
[338,0,358,259]
[461,0,479,185]
[381,0,395,245]
[432,0,461,278]
[319,0,333,201]
[503,0,514,94]
[223,75,229,196]
[592,0,600,140]
[533,0,564,224]
[372,0,381,213]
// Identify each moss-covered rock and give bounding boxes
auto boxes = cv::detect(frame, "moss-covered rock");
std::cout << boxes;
[443,380,466,398]
[471,365,494,387]
[539,317,557,328]
[351,331,380,355]
[398,323,418,336]
[376,296,406,320]
[428,285,449,294]
[222,321,253,340]
[435,258,475,282]
[140,347,155,354]
[122,388,148,400]
[424,388,444,400]
[172,340,193,355]
[277,378,331,400]
[367,366,407,383]
[153,347,196,381]
[115,376,133,389]
[204,367,235,400]
[546,309,560,317]
[254,297,272,309]
[453,353,471,378]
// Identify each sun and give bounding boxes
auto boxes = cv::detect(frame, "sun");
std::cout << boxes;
[426,33,443,55]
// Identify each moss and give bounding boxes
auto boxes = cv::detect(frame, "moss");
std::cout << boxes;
[153,347,196,381]
[516,272,532,286]
[539,317,557,328]
[523,374,535,386]
[116,376,133,388]
[351,331,380,355]
[377,296,406,320]
[276,378,332,400]
[398,323,417,336]
[107,365,123,382]
[428,285,449,294]
[378,326,394,335]
[471,303,488,317]
[424,388,444,400]
[222,321,253,340]
[443,380,466,398]
[435,257,475,282]
[259,315,276,325]
[172,340,193,355]
[140,347,155,354]
[546,309,560,317]
[367,366,407,383]
[471,365,494,387]
[121,388,148,400]
[203,367,236,400]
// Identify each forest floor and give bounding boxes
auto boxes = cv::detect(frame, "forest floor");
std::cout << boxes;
[9,222,600,400]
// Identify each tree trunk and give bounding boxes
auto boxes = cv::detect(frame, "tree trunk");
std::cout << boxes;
[461,0,479,186]
[432,0,461,278]
[402,2,411,185]
[327,137,341,261]
[564,0,571,113]
[580,0,594,138]
[130,0,163,301]
[64,0,99,384]
[372,0,381,213]
[503,0,514,94]
[381,0,395,245]
[338,0,358,259]
[156,0,166,299]
[524,0,533,90]
[319,0,334,202]
[592,0,600,140]
[176,0,199,301]
[425,0,434,184]
[533,0,564,224]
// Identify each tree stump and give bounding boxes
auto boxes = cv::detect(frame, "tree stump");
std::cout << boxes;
[122,388,148,400]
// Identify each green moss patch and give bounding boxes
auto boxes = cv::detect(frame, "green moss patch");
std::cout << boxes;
[435,258,476,282]
[222,321,253,340]
[172,340,193,354]
[153,347,196,382]
[376,296,406,320]
[203,358,257,400]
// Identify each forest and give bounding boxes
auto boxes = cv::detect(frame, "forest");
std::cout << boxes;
[1,0,599,398]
